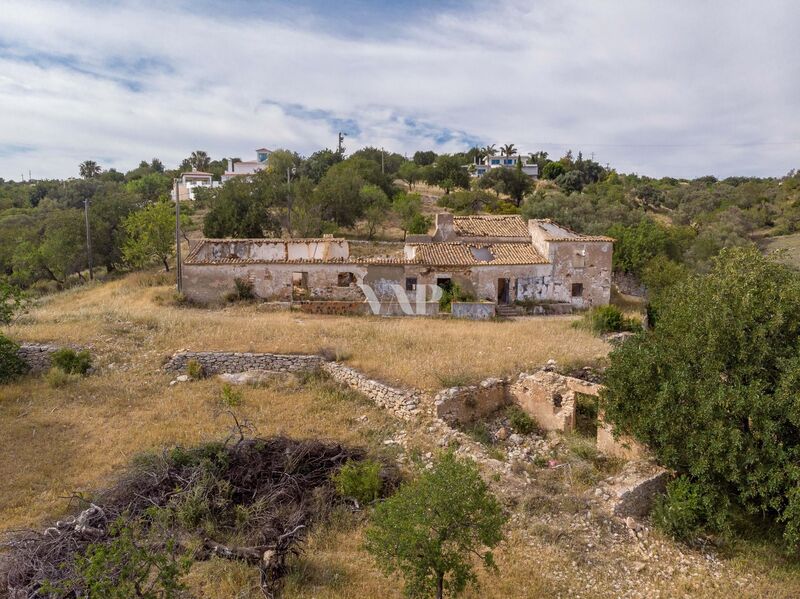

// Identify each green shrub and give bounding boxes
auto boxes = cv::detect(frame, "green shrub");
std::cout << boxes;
[51,348,92,375]
[186,359,205,380]
[652,476,707,542]
[602,247,800,550]
[438,282,475,312]
[507,406,538,435]
[332,459,382,505]
[226,277,255,302]
[46,366,79,388]
[465,422,492,445]
[0,334,27,384]
[364,452,506,599]
[576,305,640,335]
[219,383,243,407]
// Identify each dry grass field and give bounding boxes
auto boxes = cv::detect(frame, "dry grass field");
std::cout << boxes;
[762,232,800,269]
[7,271,610,391]
[2,271,800,598]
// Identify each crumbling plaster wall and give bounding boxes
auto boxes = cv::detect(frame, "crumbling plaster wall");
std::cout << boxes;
[182,263,369,303]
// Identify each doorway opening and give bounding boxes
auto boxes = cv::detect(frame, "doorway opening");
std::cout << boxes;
[497,278,511,304]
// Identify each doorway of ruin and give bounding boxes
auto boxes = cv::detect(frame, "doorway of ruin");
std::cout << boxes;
[497,278,511,304]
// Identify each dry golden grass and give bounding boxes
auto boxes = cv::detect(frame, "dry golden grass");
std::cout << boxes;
[5,272,799,597]
[8,272,609,391]
[0,370,398,530]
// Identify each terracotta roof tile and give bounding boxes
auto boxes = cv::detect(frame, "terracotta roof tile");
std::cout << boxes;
[453,215,530,238]
[409,242,548,266]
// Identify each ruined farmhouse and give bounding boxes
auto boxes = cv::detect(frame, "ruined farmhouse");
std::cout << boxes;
[182,214,613,315]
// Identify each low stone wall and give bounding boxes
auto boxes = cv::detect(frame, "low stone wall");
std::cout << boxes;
[296,301,367,316]
[163,351,323,374]
[321,362,422,420]
[596,411,645,460]
[451,302,496,320]
[434,377,509,425]
[594,461,670,518]
[16,343,63,373]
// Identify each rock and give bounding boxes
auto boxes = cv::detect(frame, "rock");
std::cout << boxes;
[496,427,509,441]
[176,374,189,382]
[604,331,635,345]
[217,370,273,385]
[633,561,647,573]
[509,433,523,445]
[544,359,558,372]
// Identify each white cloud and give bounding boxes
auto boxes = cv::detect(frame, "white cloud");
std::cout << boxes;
[0,0,798,179]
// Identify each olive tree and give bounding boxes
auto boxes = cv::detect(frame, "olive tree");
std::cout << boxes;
[602,246,800,548]
[365,452,506,599]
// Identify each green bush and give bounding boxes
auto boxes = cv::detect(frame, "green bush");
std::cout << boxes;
[51,348,92,375]
[576,305,640,335]
[219,383,243,407]
[226,277,255,302]
[652,476,707,542]
[0,334,27,383]
[507,406,538,435]
[332,459,382,505]
[602,247,800,550]
[438,283,475,312]
[46,366,79,388]
[364,452,506,599]
[186,359,205,380]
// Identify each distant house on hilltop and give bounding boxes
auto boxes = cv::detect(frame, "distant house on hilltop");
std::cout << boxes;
[221,148,272,182]
[182,214,612,315]
[171,170,216,201]
[470,154,539,179]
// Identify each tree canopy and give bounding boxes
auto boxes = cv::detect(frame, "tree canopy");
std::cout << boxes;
[602,246,800,549]
[365,452,506,599]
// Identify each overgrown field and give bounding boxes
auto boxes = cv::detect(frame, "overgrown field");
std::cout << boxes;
[7,271,610,391]
[3,272,800,597]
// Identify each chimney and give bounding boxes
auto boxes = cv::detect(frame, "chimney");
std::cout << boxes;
[433,213,455,241]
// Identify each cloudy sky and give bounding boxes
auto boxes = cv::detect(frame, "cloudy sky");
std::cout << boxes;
[1,0,798,180]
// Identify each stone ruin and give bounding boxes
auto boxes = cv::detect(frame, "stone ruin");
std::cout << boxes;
[434,367,646,461]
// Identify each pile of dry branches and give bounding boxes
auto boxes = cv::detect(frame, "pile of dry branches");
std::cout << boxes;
[3,435,370,598]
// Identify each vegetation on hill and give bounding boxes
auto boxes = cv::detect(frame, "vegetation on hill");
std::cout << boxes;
[2,143,798,298]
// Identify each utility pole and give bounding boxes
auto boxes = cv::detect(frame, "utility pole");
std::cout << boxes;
[337,131,347,156]
[381,147,385,175]
[174,179,183,293]
[286,166,294,234]
[83,198,94,280]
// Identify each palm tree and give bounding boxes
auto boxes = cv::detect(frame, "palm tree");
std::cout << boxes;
[501,143,517,157]
[190,150,210,171]
[482,144,497,157]
[79,160,101,179]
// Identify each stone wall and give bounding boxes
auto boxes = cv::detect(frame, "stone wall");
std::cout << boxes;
[451,302,496,320]
[320,362,422,420]
[297,301,368,315]
[16,343,65,373]
[163,351,323,374]
[594,461,670,518]
[509,371,580,432]
[596,411,645,460]
[434,377,509,425]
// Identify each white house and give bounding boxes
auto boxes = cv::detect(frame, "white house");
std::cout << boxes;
[471,154,539,179]
[172,171,216,201]
[221,148,272,182]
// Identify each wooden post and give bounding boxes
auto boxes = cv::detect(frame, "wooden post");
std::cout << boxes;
[175,179,183,293]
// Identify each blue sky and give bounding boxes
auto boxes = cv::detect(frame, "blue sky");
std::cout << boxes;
[0,0,798,180]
